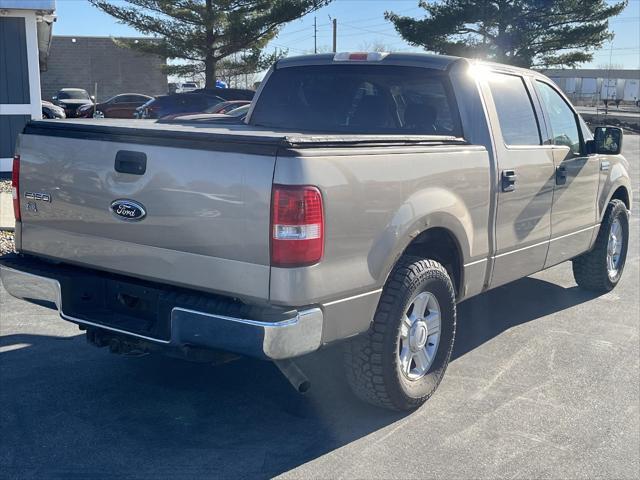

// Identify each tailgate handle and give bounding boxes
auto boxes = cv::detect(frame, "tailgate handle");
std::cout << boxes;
[115,151,147,175]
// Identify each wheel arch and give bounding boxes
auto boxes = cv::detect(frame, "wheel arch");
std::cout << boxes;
[403,227,464,297]
[609,185,630,210]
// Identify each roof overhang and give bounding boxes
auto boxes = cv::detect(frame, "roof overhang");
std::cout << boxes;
[0,0,55,10]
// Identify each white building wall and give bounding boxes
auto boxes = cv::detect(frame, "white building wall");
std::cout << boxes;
[0,9,43,172]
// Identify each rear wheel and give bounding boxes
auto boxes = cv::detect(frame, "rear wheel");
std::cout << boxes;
[573,199,629,292]
[343,257,456,410]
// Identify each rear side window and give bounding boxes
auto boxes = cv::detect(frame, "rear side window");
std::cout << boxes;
[488,73,541,146]
[250,64,462,136]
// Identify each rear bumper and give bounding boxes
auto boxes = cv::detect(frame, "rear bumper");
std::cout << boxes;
[0,255,323,360]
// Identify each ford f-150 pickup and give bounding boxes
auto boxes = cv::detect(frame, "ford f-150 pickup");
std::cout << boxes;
[1,52,632,410]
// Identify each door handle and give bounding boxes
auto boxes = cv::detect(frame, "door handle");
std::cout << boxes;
[501,170,517,192]
[556,165,567,185]
[115,150,147,175]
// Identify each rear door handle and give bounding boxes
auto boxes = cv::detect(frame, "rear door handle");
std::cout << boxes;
[556,165,567,185]
[115,150,147,175]
[501,170,517,192]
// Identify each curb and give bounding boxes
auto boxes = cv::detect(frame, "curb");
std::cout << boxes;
[0,192,15,231]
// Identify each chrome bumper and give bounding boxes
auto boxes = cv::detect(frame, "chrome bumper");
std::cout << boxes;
[0,261,323,360]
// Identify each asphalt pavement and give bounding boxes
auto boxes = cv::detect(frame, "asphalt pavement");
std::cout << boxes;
[1,137,638,480]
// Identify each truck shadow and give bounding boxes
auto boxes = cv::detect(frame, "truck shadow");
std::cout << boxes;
[0,275,599,479]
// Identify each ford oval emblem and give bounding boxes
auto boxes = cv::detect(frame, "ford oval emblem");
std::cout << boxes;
[110,199,146,221]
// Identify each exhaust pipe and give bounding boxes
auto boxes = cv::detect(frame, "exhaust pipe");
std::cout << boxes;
[275,359,311,394]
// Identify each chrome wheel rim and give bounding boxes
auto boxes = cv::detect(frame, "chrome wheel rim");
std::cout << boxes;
[398,291,441,381]
[94,110,104,119]
[607,218,624,279]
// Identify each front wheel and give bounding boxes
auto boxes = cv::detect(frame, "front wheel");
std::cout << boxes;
[573,199,629,292]
[343,257,456,410]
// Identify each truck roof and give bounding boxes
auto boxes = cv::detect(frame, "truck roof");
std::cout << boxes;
[275,52,550,81]
[276,52,463,71]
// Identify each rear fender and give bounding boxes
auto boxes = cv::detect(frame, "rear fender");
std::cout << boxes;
[368,187,473,284]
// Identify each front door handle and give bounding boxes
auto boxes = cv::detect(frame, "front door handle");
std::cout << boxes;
[501,170,517,192]
[556,165,567,185]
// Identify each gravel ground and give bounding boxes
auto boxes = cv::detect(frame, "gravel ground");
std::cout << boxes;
[1,179,15,255]
[0,230,15,256]
[0,179,10,194]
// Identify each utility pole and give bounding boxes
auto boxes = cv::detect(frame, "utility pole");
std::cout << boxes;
[332,18,337,53]
[314,16,317,54]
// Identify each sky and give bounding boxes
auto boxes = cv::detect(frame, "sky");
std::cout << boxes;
[52,0,640,74]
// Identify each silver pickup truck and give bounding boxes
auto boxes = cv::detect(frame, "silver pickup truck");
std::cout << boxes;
[1,53,632,410]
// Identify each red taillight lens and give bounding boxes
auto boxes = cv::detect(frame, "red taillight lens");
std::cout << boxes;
[271,185,324,267]
[11,155,20,222]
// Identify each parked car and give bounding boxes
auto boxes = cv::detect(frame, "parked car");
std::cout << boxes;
[135,92,226,119]
[3,53,631,411]
[51,88,94,118]
[41,100,65,119]
[193,87,255,101]
[175,82,199,93]
[207,100,251,114]
[160,104,251,123]
[76,93,153,119]
[160,100,251,120]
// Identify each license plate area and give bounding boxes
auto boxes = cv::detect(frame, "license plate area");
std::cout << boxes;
[61,275,172,341]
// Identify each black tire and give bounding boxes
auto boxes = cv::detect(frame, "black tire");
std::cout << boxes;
[572,199,629,292]
[343,257,456,411]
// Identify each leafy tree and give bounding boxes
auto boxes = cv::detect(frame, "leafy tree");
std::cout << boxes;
[386,0,627,68]
[90,0,330,87]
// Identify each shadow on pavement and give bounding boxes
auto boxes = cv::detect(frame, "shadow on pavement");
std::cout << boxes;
[0,275,599,479]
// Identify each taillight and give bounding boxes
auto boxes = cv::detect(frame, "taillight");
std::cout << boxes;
[271,185,324,267]
[11,155,20,222]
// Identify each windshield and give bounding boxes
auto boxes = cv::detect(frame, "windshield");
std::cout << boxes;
[58,90,90,100]
[250,64,461,136]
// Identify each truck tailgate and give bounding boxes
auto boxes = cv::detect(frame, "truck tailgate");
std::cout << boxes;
[16,121,278,301]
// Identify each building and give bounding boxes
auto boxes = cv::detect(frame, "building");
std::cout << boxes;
[541,69,640,106]
[0,0,55,172]
[40,36,168,103]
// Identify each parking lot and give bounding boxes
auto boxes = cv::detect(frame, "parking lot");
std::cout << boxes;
[1,136,638,480]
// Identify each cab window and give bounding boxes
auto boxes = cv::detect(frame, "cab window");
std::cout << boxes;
[487,73,541,146]
[536,81,581,155]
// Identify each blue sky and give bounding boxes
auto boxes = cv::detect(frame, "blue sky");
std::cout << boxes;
[54,0,640,70]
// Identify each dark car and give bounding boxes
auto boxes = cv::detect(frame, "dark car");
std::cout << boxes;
[191,87,255,101]
[136,92,226,119]
[159,104,252,123]
[52,88,94,118]
[160,100,251,120]
[76,93,153,119]
[41,100,66,119]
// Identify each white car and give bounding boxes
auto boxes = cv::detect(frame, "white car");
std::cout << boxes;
[174,82,199,93]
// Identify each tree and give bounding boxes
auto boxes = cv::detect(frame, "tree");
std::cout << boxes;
[386,0,627,68]
[90,0,330,87]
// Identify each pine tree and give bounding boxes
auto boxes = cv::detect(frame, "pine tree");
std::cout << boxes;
[386,0,627,68]
[90,0,330,87]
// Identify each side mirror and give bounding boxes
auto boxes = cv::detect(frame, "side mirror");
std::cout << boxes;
[90,95,96,102]
[587,126,623,155]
